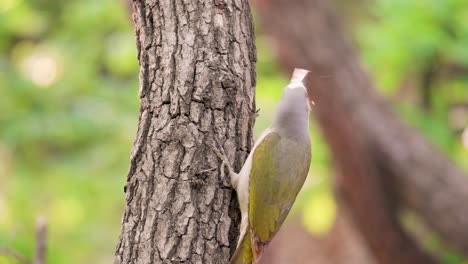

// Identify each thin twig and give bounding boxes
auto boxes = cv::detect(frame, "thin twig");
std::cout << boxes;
[0,247,32,264]
[34,216,47,264]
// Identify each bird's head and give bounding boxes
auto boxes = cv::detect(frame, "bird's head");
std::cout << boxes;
[281,68,311,113]
[272,68,311,138]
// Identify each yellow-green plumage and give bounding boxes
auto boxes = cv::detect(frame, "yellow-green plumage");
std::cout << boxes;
[230,132,311,264]
[229,227,253,264]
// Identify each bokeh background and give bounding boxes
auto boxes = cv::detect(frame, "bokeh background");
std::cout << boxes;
[0,0,467,263]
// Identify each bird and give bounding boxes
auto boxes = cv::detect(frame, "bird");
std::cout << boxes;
[213,68,312,264]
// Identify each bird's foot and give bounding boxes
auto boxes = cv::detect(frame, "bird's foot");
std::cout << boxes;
[209,138,239,188]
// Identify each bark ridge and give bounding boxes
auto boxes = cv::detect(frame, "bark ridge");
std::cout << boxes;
[115,1,256,263]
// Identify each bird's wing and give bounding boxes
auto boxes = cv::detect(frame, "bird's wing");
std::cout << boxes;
[229,226,253,264]
[248,132,311,261]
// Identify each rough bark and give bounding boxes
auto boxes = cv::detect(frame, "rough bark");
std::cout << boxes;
[114,1,256,263]
[255,0,468,261]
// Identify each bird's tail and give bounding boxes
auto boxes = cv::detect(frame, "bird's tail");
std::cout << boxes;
[229,228,254,264]
[290,68,309,84]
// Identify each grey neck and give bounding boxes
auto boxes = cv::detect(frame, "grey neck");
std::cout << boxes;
[271,92,310,141]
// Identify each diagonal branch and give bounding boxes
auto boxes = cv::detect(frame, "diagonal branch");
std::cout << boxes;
[254,0,468,261]
[0,248,32,264]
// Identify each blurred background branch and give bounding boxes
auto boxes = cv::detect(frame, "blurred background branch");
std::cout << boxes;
[0,248,32,264]
[0,216,47,264]
[34,217,47,264]
[254,0,468,262]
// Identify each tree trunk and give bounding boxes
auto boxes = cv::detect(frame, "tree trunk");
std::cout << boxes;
[255,0,468,261]
[114,1,256,263]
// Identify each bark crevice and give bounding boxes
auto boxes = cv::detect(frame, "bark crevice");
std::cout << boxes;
[115,1,256,263]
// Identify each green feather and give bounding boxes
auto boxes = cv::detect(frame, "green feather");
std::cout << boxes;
[229,132,311,263]
[229,228,253,264]
[249,132,311,246]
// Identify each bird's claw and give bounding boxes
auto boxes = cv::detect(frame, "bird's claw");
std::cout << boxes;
[209,138,237,187]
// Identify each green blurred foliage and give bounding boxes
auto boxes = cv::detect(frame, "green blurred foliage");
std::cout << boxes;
[0,0,467,263]
[358,0,468,167]
[0,0,138,263]
[357,0,468,261]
